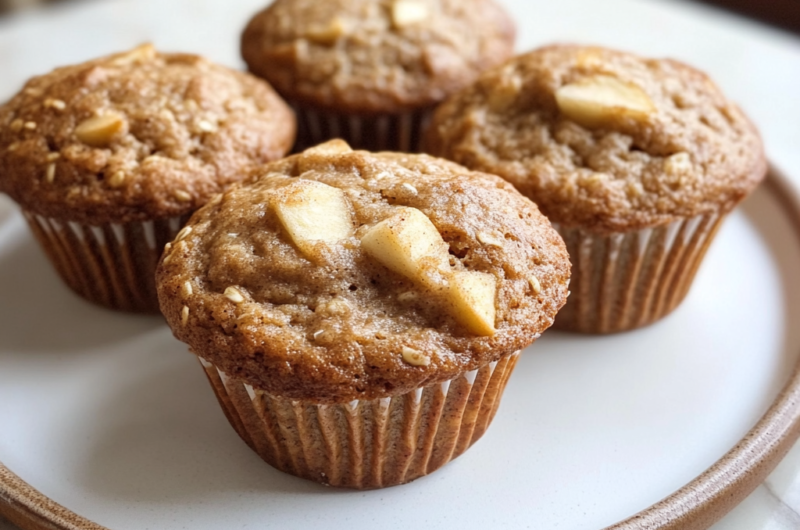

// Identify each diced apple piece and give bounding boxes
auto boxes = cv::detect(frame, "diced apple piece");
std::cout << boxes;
[664,152,693,176]
[555,75,655,128]
[298,140,353,173]
[445,270,497,336]
[75,112,126,148]
[111,43,157,65]
[487,68,522,112]
[306,16,350,45]
[302,139,353,156]
[360,207,449,282]
[273,180,354,257]
[392,0,429,28]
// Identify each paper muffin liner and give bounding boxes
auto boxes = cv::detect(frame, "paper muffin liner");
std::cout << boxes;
[291,104,434,153]
[21,211,188,313]
[198,350,521,489]
[552,212,725,334]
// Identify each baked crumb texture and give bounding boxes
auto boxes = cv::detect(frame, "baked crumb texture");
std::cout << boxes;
[158,142,570,403]
[424,44,767,234]
[0,44,296,225]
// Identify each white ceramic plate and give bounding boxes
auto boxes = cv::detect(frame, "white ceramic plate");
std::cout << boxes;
[2,0,800,528]
[1,171,800,530]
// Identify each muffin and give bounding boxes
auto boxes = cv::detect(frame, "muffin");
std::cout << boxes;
[0,44,296,312]
[241,0,515,152]
[424,44,767,333]
[156,140,570,489]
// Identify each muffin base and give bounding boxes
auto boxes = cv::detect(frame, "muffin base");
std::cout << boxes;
[553,212,724,334]
[292,104,434,153]
[198,351,521,489]
[22,211,187,313]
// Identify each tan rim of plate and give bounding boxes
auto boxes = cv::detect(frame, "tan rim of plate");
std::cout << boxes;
[1,167,800,530]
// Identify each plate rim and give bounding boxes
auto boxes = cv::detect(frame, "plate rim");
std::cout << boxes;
[1,167,799,530]
[606,166,800,530]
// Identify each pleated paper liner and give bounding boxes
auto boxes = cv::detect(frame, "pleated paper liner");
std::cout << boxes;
[291,104,434,153]
[198,350,521,489]
[553,212,724,334]
[22,211,188,313]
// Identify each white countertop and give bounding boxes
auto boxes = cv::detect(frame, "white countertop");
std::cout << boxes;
[1,0,800,528]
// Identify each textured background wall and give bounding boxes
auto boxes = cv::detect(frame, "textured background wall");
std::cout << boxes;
[0,1,798,32]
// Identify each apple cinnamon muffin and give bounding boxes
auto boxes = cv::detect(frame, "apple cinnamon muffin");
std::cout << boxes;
[0,44,295,312]
[156,140,570,488]
[424,44,767,333]
[241,0,515,152]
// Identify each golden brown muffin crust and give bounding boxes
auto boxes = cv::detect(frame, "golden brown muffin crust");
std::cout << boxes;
[241,0,515,113]
[157,145,570,403]
[424,45,768,233]
[0,45,296,224]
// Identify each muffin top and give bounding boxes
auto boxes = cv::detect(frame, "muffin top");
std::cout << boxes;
[157,141,570,403]
[0,44,296,225]
[241,0,515,114]
[424,44,767,233]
